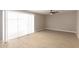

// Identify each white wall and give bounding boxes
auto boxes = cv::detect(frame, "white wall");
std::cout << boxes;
[0,10,2,41]
[34,14,45,32]
[46,11,77,33]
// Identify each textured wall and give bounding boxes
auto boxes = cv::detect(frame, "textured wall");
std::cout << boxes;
[46,11,77,33]
[34,14,45,32]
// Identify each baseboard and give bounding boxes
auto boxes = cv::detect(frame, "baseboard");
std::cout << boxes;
[45,28,76,33]
[34,29,45,32]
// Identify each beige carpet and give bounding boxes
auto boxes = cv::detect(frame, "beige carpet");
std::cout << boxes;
[0,30,79,48]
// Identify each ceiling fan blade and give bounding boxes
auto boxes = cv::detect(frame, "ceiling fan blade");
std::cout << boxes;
[50,10,59,15]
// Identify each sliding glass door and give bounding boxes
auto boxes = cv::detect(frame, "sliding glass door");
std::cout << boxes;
[5,11,34,40]
[6,11,18,40]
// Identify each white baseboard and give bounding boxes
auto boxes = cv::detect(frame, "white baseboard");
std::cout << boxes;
[45,28,76,33]
[34,29,45,32]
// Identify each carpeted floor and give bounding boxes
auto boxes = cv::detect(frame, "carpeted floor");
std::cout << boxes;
[0,30,79,48]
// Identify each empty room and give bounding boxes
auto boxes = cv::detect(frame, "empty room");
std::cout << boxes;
[0,10,79,48]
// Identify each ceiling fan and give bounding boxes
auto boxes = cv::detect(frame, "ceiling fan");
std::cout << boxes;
[50,10,59,15]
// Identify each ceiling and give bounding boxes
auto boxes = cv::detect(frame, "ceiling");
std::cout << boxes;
[28,10,75,15]
[28,10,49,15]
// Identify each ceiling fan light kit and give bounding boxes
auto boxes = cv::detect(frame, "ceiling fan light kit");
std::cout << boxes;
[50,10,59,15]
[50,12,53,15]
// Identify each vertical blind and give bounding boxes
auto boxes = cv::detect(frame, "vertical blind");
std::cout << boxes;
[6,11,34,40]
